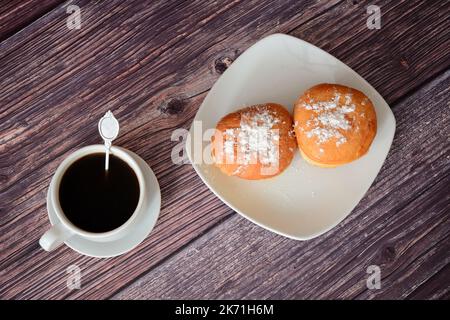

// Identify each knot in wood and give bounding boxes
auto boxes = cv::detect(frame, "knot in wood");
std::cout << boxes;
[214,56,233,74]
[381,245,397,263]
[158,98,185,115]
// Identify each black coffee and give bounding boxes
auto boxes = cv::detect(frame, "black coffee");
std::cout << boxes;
[59,153,140,233]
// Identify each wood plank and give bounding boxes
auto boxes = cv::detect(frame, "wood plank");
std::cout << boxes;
[289,0,450,103]
[113,71,450,299]
[0,0,65,42]
[0,0,342,300]
[406,264,450,300]
[0,0,448,299]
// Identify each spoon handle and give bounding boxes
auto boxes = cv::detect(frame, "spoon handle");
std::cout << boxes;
[105,149,110,170]
[98,110,119,171]
[105,140,111,171]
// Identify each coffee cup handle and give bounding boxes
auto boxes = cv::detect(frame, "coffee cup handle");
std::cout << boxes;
[39,223,73,251]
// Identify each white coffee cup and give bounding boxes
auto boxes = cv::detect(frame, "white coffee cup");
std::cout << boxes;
[39,145,146,251]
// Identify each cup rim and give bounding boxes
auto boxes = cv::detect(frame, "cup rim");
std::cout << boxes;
[50,145,145,239]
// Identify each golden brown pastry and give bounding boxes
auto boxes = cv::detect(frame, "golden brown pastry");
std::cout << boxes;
[294,84,377,167]
[212,103,296,179]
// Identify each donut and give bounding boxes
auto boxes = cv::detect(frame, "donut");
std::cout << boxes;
[294,84,377,167]
[212,103,296,179]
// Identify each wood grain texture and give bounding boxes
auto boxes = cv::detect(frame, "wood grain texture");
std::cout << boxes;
[0,0,449,299]
[113,70,450,299]
[290,0,450,104]
[0,0,342,300]
[0,0,65,42]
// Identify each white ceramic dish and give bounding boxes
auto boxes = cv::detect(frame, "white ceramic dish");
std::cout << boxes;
[187,34,395,240]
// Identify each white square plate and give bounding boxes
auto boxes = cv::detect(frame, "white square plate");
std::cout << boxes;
[187,34,395,240]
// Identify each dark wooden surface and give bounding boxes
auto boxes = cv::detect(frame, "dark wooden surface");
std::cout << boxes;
[0,0,449,300]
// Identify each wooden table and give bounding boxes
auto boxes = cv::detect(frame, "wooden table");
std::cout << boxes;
[1,0,449,300]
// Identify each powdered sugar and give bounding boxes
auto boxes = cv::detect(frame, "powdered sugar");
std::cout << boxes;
[301,92,356,146]
[221,106,281,167]
[222,129,235,159]
[306,127,346,145]
[238,108,280,165]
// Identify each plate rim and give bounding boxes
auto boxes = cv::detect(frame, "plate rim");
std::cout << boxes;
[187,33,396,240]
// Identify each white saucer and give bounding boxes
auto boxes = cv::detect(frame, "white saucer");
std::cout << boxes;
[47,148,161,258]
